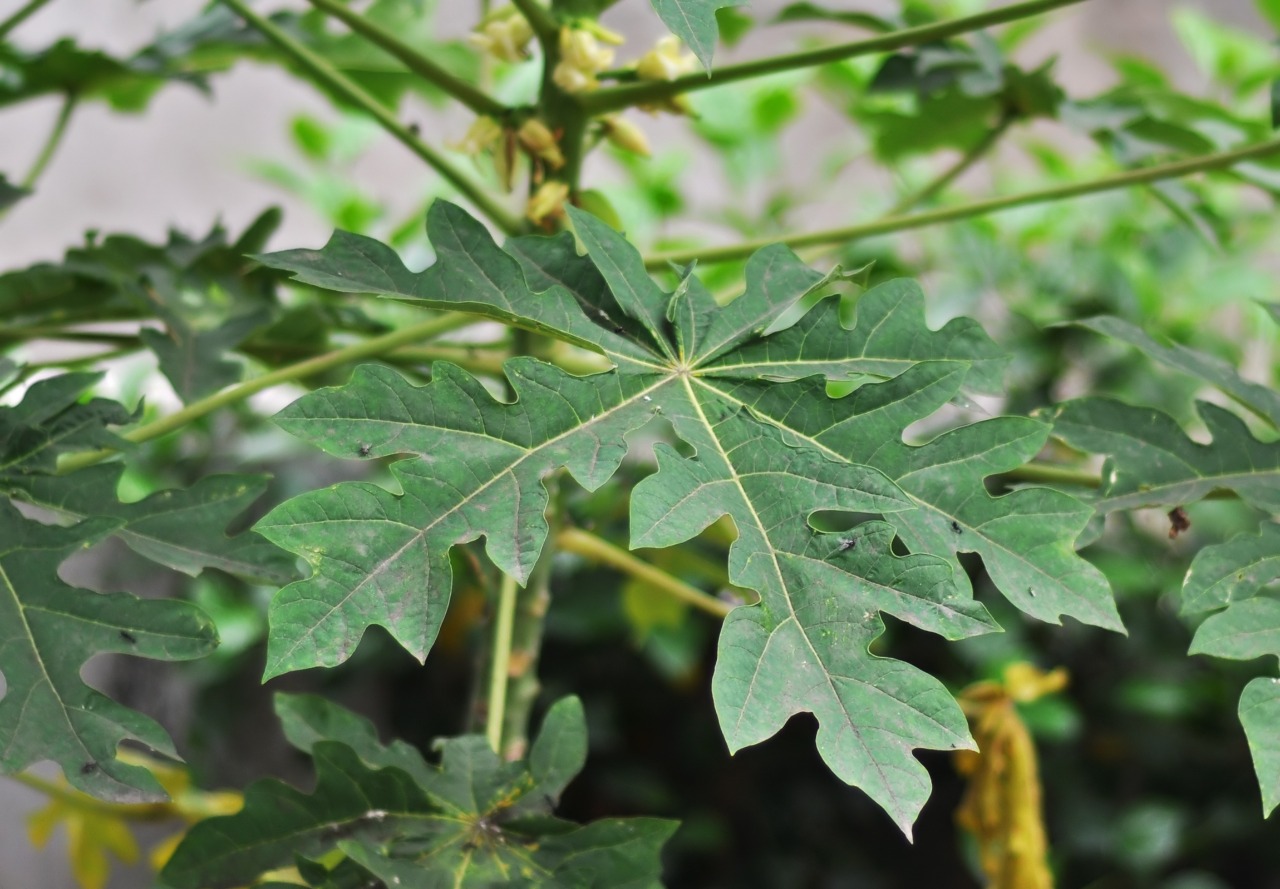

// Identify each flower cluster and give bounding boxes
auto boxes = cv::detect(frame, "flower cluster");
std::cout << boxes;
[553,24,622,93]
[468,8,534,62]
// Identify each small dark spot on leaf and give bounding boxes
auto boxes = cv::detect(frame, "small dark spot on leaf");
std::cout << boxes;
[80,762,98,775]
[950,521,962,534]
[1168,506,1191,539]
[1027,587,1035,597]
[613,326,625,334]
[836,537,857,552]
[358,443,372,457]
[119,630,136,644]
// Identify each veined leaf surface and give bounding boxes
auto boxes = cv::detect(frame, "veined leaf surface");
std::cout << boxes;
[257,200,1119,830]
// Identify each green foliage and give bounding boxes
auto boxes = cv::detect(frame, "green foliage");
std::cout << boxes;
[5,0,1280,885]
[161,694,675,888]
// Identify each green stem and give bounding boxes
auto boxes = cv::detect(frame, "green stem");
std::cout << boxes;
[557,527,732,619]
[56,312,475,474]
[887,112,1013,216]
[499,482,559,760]
[0,0,53,39]
[11,773,172,821]
[220,0,522,235]
[509,0,558,48]
[22,93,76,191]
[579,0,1090,114]
[642,134,1280,269]
[304,0,508,118]
[486,571,519,754]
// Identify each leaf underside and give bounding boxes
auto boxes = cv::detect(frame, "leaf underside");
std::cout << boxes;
[257,200,1120,831]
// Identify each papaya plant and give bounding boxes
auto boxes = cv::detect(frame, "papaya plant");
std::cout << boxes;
[4,0,1280,886]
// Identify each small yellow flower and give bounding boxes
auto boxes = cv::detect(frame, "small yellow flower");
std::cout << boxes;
[517,118,566,169]
[552,26,616,93]
[526,181,571,225]
[601,115,651,157]
[469,12,534,63]
[450,116,503,156]
[635,35,697,82]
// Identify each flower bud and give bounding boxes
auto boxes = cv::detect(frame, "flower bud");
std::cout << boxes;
[450,116,503,156]
[552,26,616,93]
[601,115,651,157]
[526,181,571,225]
[517,118,566,169]
[636,35,696,82]
[469,12,534,62]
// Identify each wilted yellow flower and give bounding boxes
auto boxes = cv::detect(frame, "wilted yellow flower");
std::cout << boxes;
[450,116,503,155]
[552,26,615,93]
[517,118,565,169]
[526,180,571,225]
[469,12,534,62]
[636,35,697,82]
[601,115,651,156]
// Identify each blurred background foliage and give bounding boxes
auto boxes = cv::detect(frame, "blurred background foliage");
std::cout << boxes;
[4,0,1280,886]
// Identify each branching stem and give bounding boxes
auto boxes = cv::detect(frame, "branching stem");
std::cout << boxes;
[56,312,475,473]
[643,134,1280,268]
[303,0,508,118]
[219,0,522,235]
[557,527,732,619]
[579,0,1090,114]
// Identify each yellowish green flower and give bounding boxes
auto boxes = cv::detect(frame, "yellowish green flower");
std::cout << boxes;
[526,180,571,225]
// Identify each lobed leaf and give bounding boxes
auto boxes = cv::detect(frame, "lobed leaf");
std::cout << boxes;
[0,500,218,802]
[257,200,1121,832]
[1050,397,1280,513]
[162,694,673,888]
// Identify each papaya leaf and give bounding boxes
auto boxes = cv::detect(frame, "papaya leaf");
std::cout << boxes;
[1070,316,1280,429]
[0,174,30,210]
[0,500,219,801]
[1049,397,1280,514]
[161,694,675,889]
[255,200,1118,831]
[11,464,294,584]
[1180,523,1280,814]
[648,0,746,69]
[0,373,134,477]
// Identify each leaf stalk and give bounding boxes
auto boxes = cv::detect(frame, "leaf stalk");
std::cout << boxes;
[643,134,1280,268]
[302,0,509,118]
[578,0,1091,114]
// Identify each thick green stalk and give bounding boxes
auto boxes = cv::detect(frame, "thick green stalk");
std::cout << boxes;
[0,0,53,39]
[485,571,520,753]
[499,483,560,761]
[642,134,1280,268]
[579,0,1091,114]
[557,527,732,619]
[304,0,508,118]
[219,0,522,235]
[56,312,475,474]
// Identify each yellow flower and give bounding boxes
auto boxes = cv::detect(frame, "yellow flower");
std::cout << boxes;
[469,12,534,63]
[517,118,566,169]
[552,26,616,93]
[450,116,503,156]
[635,35,697,82]
[601,115,651,157]
[526,181,571,225]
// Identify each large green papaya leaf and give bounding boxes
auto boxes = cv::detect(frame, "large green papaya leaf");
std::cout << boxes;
[647,0,746,69]
[161,694,674,889]
[0,500,218,801]
[256,200,1118,831]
